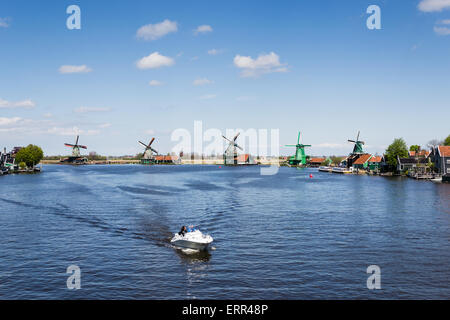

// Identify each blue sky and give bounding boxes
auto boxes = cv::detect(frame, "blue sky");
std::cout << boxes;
[0,0,449,156]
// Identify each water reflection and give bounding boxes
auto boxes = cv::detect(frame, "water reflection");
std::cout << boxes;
[436,184,450,214]
[174,248,211,263]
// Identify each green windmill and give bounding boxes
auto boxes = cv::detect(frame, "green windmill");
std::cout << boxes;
[286,132,311,166]
[348,131,365,154]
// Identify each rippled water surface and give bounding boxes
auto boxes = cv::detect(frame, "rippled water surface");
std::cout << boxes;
[0,165,449,299]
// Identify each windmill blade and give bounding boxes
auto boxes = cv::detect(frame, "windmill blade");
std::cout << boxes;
[222,135,233,144]
[139,141,149,148]
[149,137,155,146]
[297,132,301,144]
[285,145,297,147]
[150,147,158,154]
[348,140,356,143]
[64,143,75,147]
[75,135,79,145]
[233,132,240,141]
[356,131,360,142]
[235,143,244,151]
[78,145,87,149]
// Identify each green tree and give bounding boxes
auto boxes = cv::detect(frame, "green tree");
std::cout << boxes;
[330,156,344,166]
[444,135,450,146]
[15,144,44,167]
[135,152,144,159]
[385,138,408,167]
[409,145,420,152]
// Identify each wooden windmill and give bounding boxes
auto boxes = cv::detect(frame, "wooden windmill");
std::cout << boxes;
[222,132,243,165]
[61,135,88,164]
[64,135,87,157]
[139,138,158,162]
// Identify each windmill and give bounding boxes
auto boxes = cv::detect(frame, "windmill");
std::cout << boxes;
[345,130,366,168]
[348,131,365,155]
[285,131,311,166]
[139,138,158,163]
[64,135,87,157]
[61,135,88,164]
[222,132,243,165]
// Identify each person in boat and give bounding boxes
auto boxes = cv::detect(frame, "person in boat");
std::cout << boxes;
[178,225,197,236]
[186,225,197,232]
[178,226,187,236]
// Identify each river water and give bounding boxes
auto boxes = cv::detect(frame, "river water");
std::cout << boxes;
[0,165,448,299]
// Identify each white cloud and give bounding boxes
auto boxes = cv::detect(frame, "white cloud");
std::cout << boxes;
[136,52,175,69]
[0,127,21,133]
[0,117,106,137]
[136,19,177,41]
[43,113,53,118]
[59,65,92,74]
[199,94,216,100]
[48,126,99,136]
[434,19,450,35]
[233,52,288,77]
[207,49,222,55]
[145,129,155,135]
[0,117,22,126]
[418,0,450,12]
[149,80,164,86]
[194,25,213,35]
[98,123,111,128]
[0,117,51,134]
[0,17,11,28]
[74,106,111,113]
[15,100,35,108]
[193,78,213,86]
[434,25,450,34]
[0,98,35,109]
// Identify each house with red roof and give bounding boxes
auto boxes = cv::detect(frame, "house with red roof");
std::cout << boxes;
[308,157,326,167]
[368,156,382,171]
[432,146,450,182]
[352,154,372,170]
[236,154,256,165]
[408,150,430,158]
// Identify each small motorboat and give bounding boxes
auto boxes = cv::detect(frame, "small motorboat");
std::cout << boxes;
[430,176,442,183]
[318,166,332,172]
[332,167,352,174]
[171,227,213,251]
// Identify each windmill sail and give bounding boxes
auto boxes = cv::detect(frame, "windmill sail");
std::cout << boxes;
[348,131,364,154]
[139,138,158,160]
[64,135,87,157]
[223,133,243,165]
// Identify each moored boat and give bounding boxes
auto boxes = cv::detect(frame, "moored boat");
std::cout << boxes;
[318,166,332,172]
[332,167,352,174]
